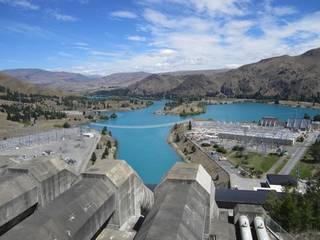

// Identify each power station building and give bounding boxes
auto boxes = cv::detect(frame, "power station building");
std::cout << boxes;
[0,157,293,240]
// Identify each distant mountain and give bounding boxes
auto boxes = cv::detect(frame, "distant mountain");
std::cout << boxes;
[128,47,320,101]
[1,69,151,93]
[161,69,228,76]
[1,69,99,92]
[128,70,228,96]
[100,72,151,88]
[0,73,61,96]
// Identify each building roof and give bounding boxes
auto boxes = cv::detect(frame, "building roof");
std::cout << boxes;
[287,118,311,129]
[135,180,210,240]
[135,163,212,240]
[0,173,37,208]
[96,229,135,240]
[82,160,136,188]
[215,189,276,208]
[8,157,76,183]
[0,156,15,168]
[0,156,15,175]
[266,174,297,186]
[3,178,115,240]
[162,162,212,194]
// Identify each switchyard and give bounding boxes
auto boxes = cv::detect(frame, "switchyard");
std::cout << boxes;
[0,127,100,173]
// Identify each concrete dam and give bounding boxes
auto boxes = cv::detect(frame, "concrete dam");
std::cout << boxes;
[0,156,292,240]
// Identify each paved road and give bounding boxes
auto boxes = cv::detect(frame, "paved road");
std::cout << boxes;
[279,132,318,175]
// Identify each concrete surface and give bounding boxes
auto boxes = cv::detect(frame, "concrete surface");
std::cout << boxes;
[135,162,211,240]
[8,157,77,206]
[2,178,116,240]
[0,174,38,232]
[97,229,135,240]
[82,160,154,230]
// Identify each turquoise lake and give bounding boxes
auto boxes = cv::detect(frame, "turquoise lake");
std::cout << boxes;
[89,101,319,184]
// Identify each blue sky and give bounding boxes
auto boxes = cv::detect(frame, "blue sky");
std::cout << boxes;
[0,0,320,75]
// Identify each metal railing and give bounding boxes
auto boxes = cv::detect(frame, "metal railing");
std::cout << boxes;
[264,215,296,240]
[0,127,83,152]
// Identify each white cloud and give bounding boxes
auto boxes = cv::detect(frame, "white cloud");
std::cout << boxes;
[3,22,54,39]
[48,10,78,22]
[0,0,39,10]
[141,0,249,16]
[90,50,124,57]
[110,10,138,19]
[187,0,249,16]
[75,42,89,47]
[58,52,74,58]
[143,8,214,32]
[158,49,177,57]
[69,1,320,74]
[264,0,297,16]
[128,35,146,41]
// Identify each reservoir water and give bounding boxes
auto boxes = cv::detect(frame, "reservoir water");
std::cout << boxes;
[89,101,319,184]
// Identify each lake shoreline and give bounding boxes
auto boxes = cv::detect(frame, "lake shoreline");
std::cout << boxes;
[204,98,320,110]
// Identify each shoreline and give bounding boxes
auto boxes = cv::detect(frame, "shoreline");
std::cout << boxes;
[167,123,230,187]
[205,98,320,110]
[167,126,189,163]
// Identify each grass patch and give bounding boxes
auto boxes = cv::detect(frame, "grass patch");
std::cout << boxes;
[229,151,280,174]
[290,161,320,179]
[275,157,289,174]
[290,141,320,180]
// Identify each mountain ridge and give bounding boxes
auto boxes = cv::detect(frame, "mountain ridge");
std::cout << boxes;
[128,47,320,101]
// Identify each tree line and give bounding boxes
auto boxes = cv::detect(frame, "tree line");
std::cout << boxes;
[265,182,320,233]
[1,104,66,123]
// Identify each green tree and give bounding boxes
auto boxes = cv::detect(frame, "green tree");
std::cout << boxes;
[101,126,107,135]
[107,140,112,149]
[304,113,311,119]
[309,142,320,163]
[63,121,70,128]
[110,112,117,119]
[313,114,320,121]
[90,152,97,165]
[175,134,180,143]
[173,123,178,130]
[264,183,320,233]
[102,147,109,159]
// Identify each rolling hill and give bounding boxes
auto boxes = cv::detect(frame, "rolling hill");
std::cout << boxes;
[128,47,320,101]
[0,72,61,96]
[1,69,151,93]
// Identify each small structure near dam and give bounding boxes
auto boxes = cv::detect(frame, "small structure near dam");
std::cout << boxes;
[0,156,293,240]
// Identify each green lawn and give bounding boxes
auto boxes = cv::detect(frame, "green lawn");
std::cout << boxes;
[290,141,320,179]
[228,151,280,174]
[275,157,289,174]
[290,161,320,179]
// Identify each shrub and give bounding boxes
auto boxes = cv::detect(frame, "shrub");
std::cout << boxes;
[101,127,107,135]
[232,145,245,152]
[63,122,70,128]
[216,146,227,154]
[90,152,97,165]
